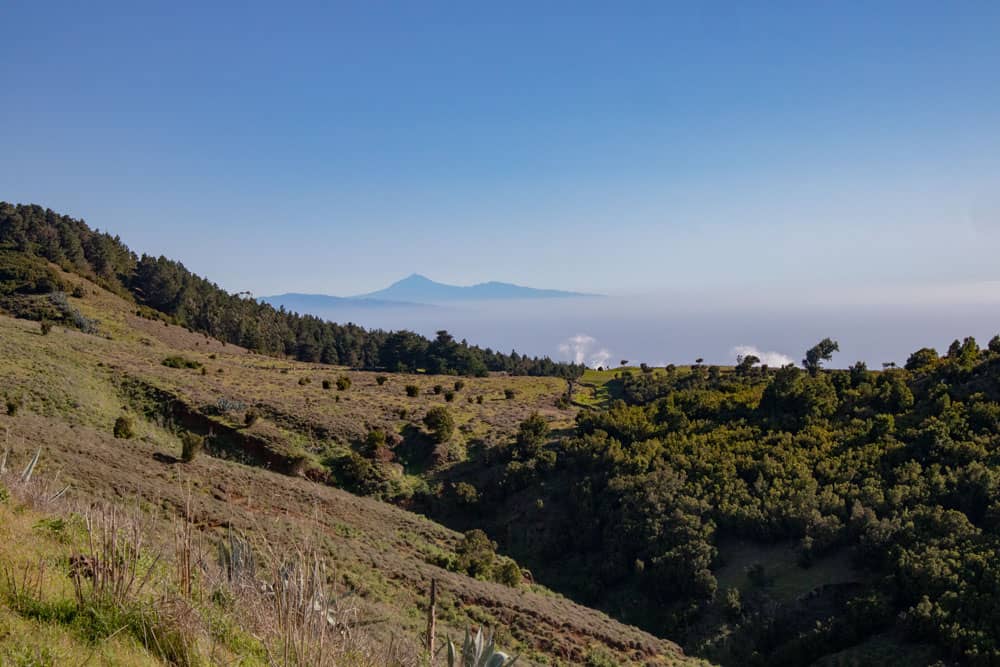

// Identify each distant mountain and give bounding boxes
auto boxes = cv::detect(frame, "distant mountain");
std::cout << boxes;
[354,273,599,302]
[259,292,425,311]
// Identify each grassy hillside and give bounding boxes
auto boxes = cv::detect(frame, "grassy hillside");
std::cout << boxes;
[0,263,701,666]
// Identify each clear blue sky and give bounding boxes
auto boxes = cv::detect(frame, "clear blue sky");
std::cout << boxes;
[3,1,999,298]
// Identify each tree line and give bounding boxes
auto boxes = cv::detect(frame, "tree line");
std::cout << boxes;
[419,338,1000,665]
[0,203,583,378]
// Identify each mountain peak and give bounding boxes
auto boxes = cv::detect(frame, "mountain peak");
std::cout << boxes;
[355,275,599,302]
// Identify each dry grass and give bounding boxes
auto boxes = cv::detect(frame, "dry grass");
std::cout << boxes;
[0,265,706,666]
[0,454,417,667]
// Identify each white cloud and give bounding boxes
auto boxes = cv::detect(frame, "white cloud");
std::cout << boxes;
[731,344,796,367]
[558,334,613,368]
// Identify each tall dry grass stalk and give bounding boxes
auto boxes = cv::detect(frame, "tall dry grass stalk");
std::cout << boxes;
[71,502,160,608]
[0,434,69,509]
[1,442,421,666]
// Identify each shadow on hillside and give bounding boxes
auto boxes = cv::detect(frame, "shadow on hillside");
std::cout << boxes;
[153,452,181,465]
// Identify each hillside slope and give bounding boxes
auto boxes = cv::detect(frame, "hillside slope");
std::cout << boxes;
[0,265,702,666]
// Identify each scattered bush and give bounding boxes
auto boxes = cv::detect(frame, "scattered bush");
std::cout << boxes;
[454,380,465,392]
[433,384,443,395]
[424,406,455,443]
[495,558,523,587]
[375,375,387,386]
[444,390,456,402]
[476,395,484,404]
[298,376,311,386]
[452,481,479,505]
[244,408,261,427]
[71,284,86,298]
[5,395,23,416]
[113,415,135,439]
[336,376,351,391]
[162,356,202,369]
[180,432,204,462]
[405,384,419,397]
[504,388,516,400]
[39,319,53,335]
[322,379,332,390]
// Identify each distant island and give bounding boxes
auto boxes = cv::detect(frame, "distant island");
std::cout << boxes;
[263,273,600,309]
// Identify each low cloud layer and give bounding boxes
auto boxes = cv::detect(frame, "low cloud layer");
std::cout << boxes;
[731,344,796,367]
[558,334,612,368]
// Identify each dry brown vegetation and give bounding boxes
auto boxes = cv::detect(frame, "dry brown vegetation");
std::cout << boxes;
[0,265,703,665]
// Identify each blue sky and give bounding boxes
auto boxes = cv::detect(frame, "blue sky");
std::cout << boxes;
[2,1,999,298]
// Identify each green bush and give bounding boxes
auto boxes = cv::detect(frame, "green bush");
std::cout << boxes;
[244,408,261,426]
[454,380,465,391]
[444,390,456,402]
[113,415,135,439]
[424,406,455,443]
[495,558,523,587]
[375,375,387,386]
[336,375,351,391]
[504,388,516,400]
[405,384,419,397]
[180,432,204,462]
[476,395,484,404]
[161,356,202,369]
[453,481,479,505]
[433,384,443,395]
[298,376,311,386]
[322,379,332,390]
[5,395,22,416]
[39,319,53,335]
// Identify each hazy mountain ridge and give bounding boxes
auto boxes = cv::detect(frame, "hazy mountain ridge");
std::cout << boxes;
[356,273,600,303]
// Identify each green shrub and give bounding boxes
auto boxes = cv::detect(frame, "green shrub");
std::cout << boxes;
[298,376,311,386]
[405,384,420,397]
[424,406,455,443]
[454,380,465,391]
[504,388,516,400]
[244,408,261,426]
[723,587,743,620]
[433,384,443,395]
[5,395,22,416]
[444,390,456,402]
[453,481,479,505]
[180,432,204,462]
[336,376,351,391]
[71,284,86,298]
[476,395,484,404]
[322,379,332,390]
[456,529,497,580]
[0,482,8,504]
[39,319,53,335]
[161,356,201,369]
[113,415,135,439]
[363,429,387,456]
[495,558,523,587]
[375,375,387,385]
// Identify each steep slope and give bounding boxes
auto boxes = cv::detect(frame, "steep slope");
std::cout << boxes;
[0,265,702,666]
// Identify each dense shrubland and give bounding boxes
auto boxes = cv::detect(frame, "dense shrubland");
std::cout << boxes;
[416,338,1000,664]
[0,202,583,378]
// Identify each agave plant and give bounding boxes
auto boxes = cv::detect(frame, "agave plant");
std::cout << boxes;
[446,627,517,667]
